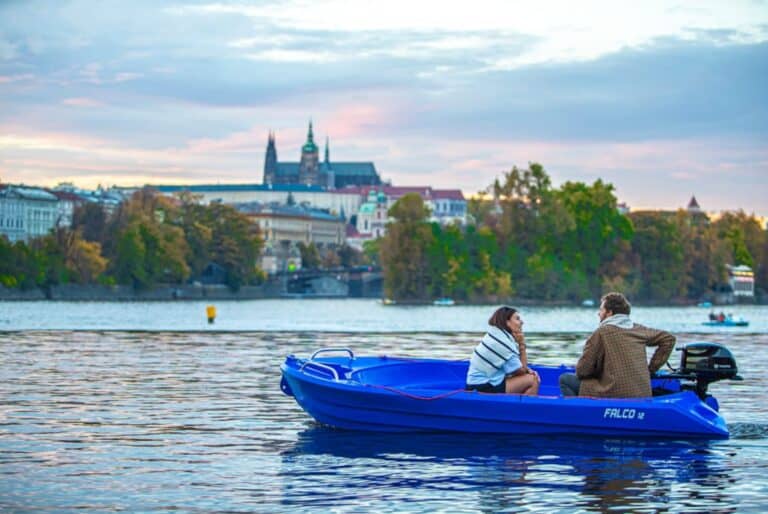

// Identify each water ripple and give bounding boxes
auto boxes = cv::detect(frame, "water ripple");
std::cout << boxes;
[1,330,767,512]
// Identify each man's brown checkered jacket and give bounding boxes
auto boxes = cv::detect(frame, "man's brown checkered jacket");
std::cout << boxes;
[576,323,676,398]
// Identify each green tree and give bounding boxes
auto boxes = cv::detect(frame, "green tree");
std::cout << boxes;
[555,179,633,295]
[72,202,108,243]
[629,212,687,301]
[106,189,191,288]
[362,239,381,267]
[298,242,321,269]
[380,193,434,301]
[112,225,148,288]
[205,203,263,290]
[338,244,364,268]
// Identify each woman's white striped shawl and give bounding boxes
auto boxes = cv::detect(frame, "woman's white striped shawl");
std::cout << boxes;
[471,326,519,376]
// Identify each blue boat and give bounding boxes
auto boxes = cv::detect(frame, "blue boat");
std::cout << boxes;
[702,319,749,327]
[281,343,741,439]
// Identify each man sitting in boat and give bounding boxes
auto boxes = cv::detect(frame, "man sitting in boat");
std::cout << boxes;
[465,306,540,395]
[559,292,676,398]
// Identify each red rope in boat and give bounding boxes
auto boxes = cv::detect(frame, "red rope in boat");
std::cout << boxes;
[366,384,468,400]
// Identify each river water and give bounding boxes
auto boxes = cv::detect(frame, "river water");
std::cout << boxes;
[1,300,767,512]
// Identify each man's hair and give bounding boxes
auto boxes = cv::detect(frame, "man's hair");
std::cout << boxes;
[488,306,518,332]
[601,292,631,315]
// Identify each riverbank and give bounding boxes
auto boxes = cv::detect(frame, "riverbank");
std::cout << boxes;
[0,283,283,301]
[1,283,762,307]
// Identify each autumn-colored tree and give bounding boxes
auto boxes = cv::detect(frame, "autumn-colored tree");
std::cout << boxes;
[106,188,191,288]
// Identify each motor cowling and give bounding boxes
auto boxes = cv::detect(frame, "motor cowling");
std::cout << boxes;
[678,342,742,399]
[680,342,740,383]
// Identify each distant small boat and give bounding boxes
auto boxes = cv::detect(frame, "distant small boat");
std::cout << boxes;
[581,299,595,307]
[433,297,455,306]
[381,298,397,305]
[698,302,713,308]
[702,319,749,327]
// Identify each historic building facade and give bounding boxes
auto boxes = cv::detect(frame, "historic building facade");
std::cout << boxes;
[263,122,382,189]
[0,185,67,242]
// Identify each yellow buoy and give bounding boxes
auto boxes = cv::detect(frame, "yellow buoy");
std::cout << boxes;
[206,304,216,324]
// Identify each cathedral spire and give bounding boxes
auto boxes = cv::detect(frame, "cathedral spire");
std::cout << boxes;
[264,130,278,185]
[302,120,317,153]
[325,136,330,164]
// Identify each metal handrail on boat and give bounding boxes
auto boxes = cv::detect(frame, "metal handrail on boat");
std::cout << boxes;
[300,361,341,380]
[310,348,355,360]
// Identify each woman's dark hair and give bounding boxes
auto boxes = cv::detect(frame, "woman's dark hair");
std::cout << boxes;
[601,292,631,315]
[488,306,518,331]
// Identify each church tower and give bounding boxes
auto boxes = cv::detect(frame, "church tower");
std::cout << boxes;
[324,136,335,189]
[298,121,320,185]
[263,131,277,185]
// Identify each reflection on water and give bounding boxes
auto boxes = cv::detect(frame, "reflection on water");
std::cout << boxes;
[283,428,741,513]
[1,329,767,512]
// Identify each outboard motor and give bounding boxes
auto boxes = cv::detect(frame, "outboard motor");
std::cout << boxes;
[676,342,742,399]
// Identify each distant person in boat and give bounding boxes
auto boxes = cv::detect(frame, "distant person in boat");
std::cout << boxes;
[709,312,717,321]
[465,306,540,395]
[559,292,676,398]
[718,312,726,322]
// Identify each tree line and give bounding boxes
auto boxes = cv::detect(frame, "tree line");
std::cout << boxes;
[2,168,766,303]
[0,189,264,292]
[380,163,767,303]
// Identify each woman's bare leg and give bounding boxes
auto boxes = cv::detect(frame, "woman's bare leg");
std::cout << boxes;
[505,373,539,395]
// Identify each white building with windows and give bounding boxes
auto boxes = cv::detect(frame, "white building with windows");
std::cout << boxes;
[148,184,364,222]
[727,264,754,297]
[356,190,388,238]
[0,186,61,242]
[353,185,467,226]
[236,202,346,274]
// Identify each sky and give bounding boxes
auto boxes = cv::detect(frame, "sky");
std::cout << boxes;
[1,0,767,216]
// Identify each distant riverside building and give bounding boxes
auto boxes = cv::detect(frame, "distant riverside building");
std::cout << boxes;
[236,202,346,274]
[617,202,630,215]
[687,195,702,215]
[263,122,382,189]
[53,182,126,214]
[49,189,82,228]
[354,185,467,226]
[356,190,388,238]
[727,264,754,297]
[0,185,62,242]
[152,183,364,222]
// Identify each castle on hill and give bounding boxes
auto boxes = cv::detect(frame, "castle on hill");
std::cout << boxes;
[263,122,382,189]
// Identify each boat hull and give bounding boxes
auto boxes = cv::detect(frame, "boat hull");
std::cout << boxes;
[702,320,749,327]
[281,355,729,439]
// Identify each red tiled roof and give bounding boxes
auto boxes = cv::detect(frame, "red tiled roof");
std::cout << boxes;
[344,185,464,201]
[431,189,465,200]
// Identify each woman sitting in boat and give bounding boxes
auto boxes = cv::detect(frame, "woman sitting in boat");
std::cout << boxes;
[465,306,540,395]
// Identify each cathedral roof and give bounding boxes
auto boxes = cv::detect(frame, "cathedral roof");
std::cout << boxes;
[154,183,325,193]
[275,162,378,177]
